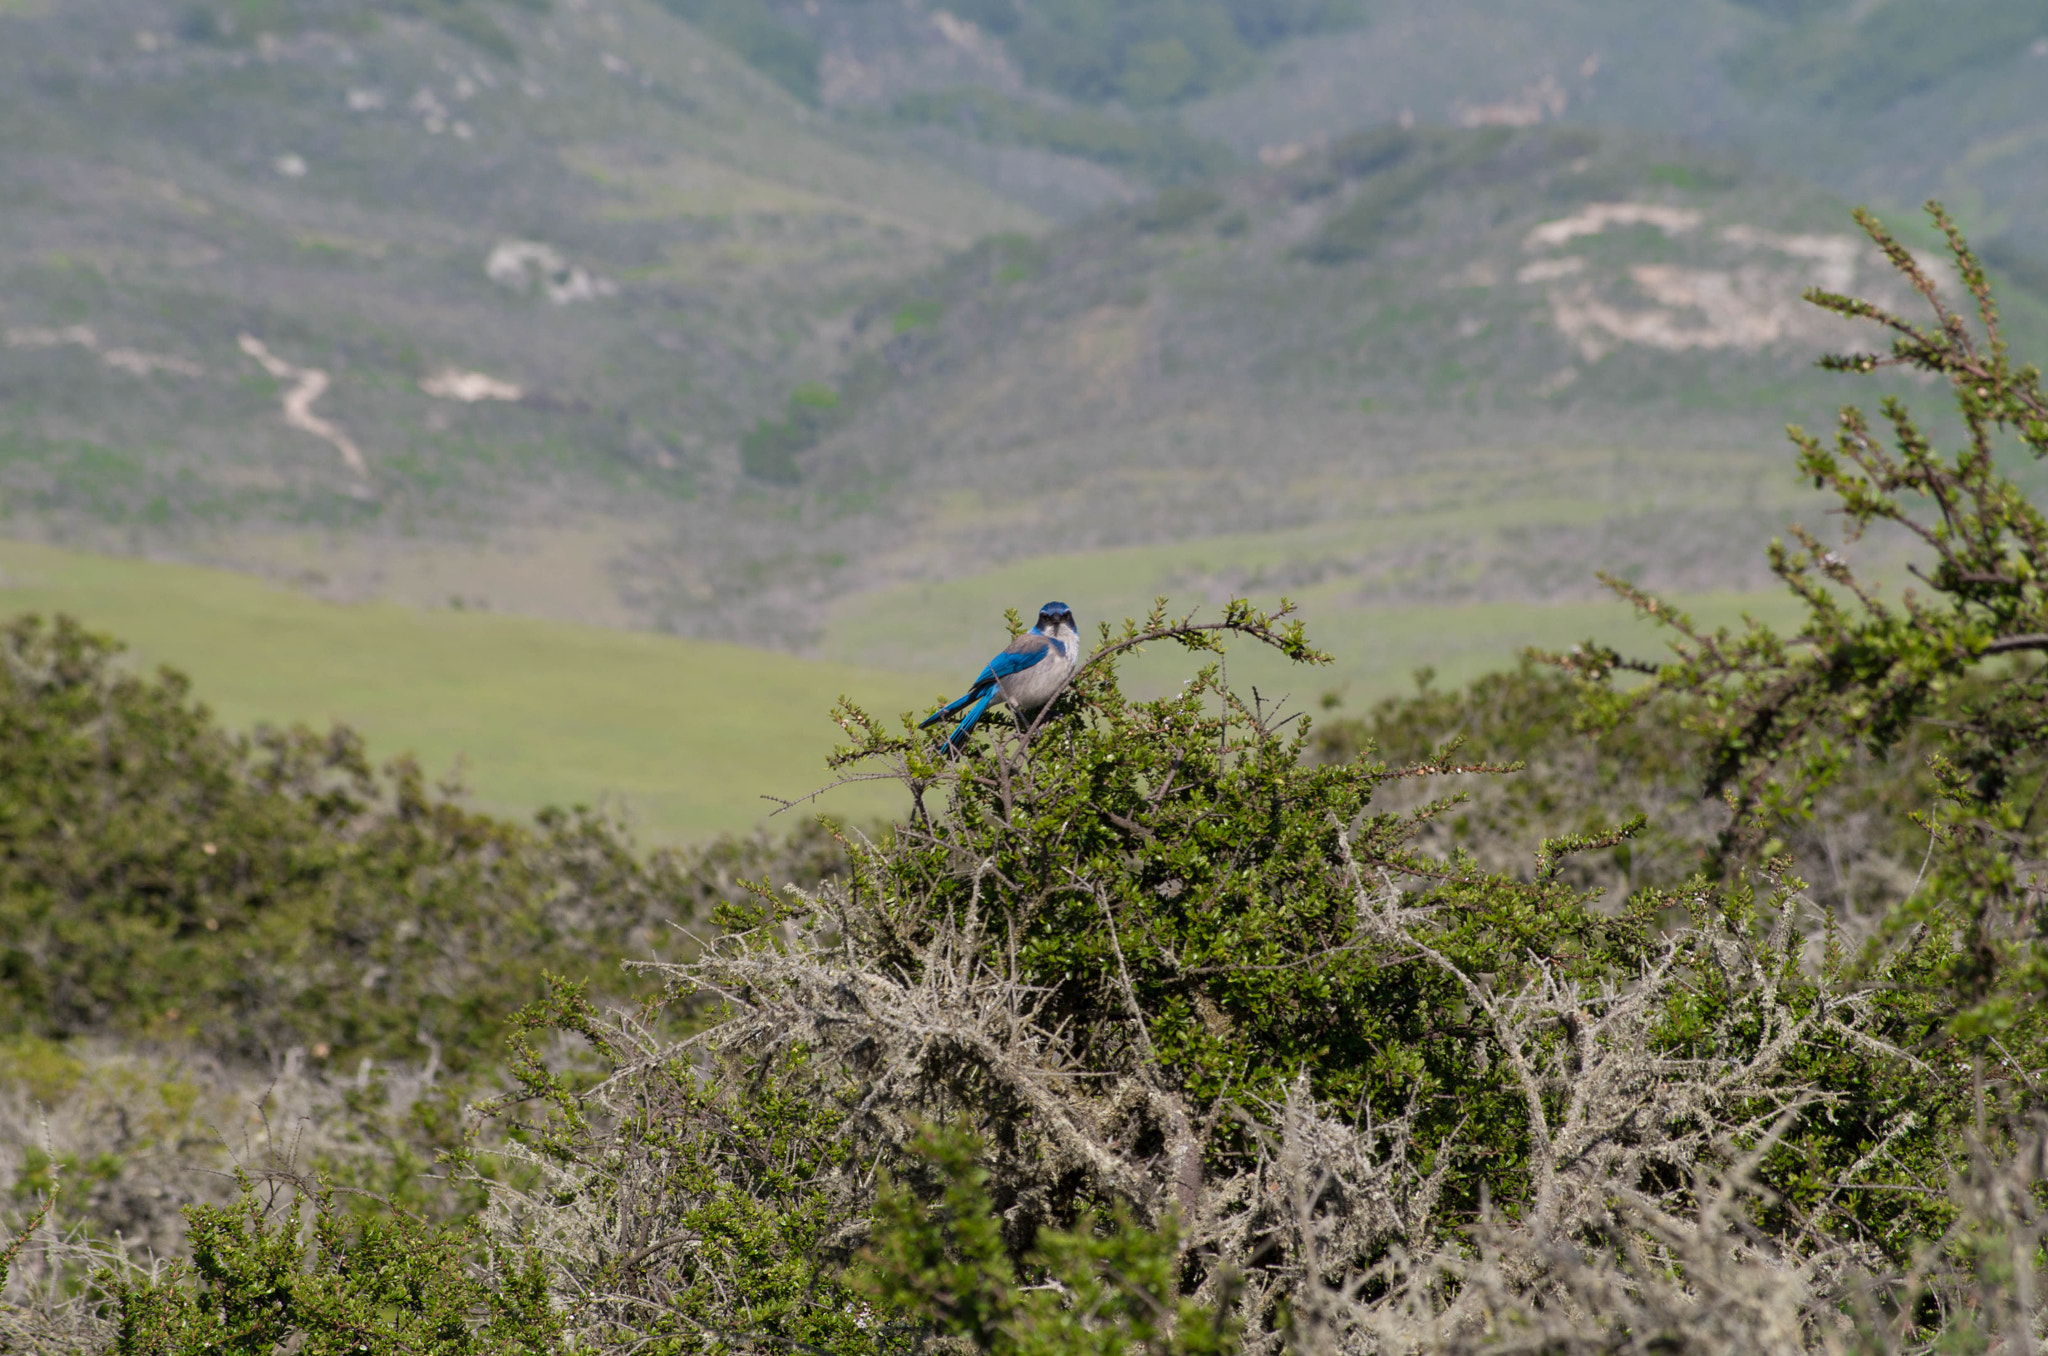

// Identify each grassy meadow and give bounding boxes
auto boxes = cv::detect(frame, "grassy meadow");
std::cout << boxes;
[828,548,1807,718]
[1,533,1813,843]
[0,540,940,840]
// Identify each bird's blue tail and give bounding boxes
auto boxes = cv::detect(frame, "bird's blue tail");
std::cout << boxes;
[935,687,998,752]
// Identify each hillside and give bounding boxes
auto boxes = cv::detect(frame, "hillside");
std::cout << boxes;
[3,0,2045,664]
[0,0,1037,637]
[644,123,2046,647]
[781,0,2048,262]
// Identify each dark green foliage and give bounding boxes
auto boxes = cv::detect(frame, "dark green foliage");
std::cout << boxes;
[892,89,1239,186]
[0,613,841,1072]
[655,0,821,103]
[482,594,1980,1354]
[429,3,520,60]
[1309,657,1951,906]
[1132,185,1224,233]
[741,382,848,483]
[109,1176,562,1355]
[1565,204,2048,1039]
[1725,0,2047,114]
[1297,125,1574,264]
[855,630,1627,1184]
[937,0,1360,106]
[861,1128,1237,1356]
[892,299,945,333]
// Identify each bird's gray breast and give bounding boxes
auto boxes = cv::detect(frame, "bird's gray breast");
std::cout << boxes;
[998,644,1073,715]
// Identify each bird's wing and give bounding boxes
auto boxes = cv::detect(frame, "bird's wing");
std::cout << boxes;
[984,633,1053,679]
[919,634,1052,728]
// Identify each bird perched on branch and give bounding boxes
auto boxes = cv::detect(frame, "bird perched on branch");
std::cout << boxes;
[921,601,1080,751]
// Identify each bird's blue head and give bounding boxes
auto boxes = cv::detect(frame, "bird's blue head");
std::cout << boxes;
[1034,601,1076,635]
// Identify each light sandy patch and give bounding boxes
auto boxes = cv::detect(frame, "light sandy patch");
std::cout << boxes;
[420,368,524,402]
[8,324,203,377]
[1546,265,1841,361]
[485,240,617,303]
[1718,225,1861,292]
[1517,257,1586,284]
[1455,74,1567,128]
[238,335,367,476]
[930,10,990,53]
[6,325,99,349]
[1525,203,1702,250]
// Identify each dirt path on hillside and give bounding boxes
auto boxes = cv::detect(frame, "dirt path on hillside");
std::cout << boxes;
[238,334,367,476]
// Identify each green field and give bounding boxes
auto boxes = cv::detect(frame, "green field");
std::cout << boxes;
[830,550,1806,718]
[0,536,1813,842]
[822,447,1820,709]
[0,540,941,841]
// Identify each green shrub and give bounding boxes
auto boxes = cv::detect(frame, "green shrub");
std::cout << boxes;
[1725,0,2046,113]
[740,382,849,484]
[471,594,1975,1352]
[0,613,840,1073]
[108,1176,561,1355]
[1564,203,2048,1041]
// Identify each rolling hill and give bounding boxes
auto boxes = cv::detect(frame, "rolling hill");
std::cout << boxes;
[631,121,2047,645]
[3,0,2044,703]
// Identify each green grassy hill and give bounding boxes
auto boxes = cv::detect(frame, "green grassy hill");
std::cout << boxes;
[0,539,941,839]
[0,536,1820,847]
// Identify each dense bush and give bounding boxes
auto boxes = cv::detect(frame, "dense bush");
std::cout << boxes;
[0,613,844,1073]
[454,206,2048,1354]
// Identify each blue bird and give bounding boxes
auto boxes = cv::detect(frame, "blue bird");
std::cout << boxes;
[921,602,1081,751]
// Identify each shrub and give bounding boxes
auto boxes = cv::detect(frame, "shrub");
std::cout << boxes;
[106,1174,561,1355]
[465,596,1975,1353]
[892,89,1238,187]
[1563,204,2048,1040]
[0,613,838,1072]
